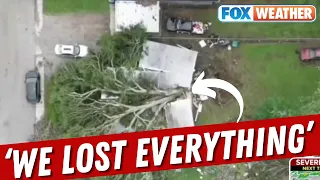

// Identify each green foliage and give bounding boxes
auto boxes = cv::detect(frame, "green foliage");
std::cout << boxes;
[80,171,170,180]
[253,97,303,120]
[48,65,160,137]
[248,78,320,180]
[245,160,289,180]
[96,24,148,68]
[249,83,320,179]
[46,26,175,180]
[47,26,155,138]
[300,86,320,115]
[254,82,320,120]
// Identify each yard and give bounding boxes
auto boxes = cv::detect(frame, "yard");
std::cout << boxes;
[159,41,320,180]
[159,0,320,127]
[44,0,109,14]
[161,0,320,37]
[153,35,320,125]
[197,44,320,125]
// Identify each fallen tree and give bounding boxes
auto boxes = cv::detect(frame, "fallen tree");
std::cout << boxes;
[49,64,183,137]
[48,25,184,138]
[47,25,184,179]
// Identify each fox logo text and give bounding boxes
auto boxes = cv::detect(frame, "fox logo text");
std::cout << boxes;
[218,5,316,22]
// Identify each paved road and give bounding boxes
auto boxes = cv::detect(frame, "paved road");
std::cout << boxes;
[0,0,36,144]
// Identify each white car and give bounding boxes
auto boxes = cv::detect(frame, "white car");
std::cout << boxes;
[54,44,89,58]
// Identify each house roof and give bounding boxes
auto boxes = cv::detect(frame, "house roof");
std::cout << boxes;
[139,41,198,89]
[115,1,160,33]
[165,97,194,128]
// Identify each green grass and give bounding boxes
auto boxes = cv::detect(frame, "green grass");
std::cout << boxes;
[242,44,319,99]
[44,0,109,14]
[198,44,320,124]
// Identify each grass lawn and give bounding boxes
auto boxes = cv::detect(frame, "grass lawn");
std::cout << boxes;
[198,44,320,124]
[44,0,109,14]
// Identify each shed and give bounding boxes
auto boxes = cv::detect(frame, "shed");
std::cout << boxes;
[115,0,160,33]
[139,41,198,89]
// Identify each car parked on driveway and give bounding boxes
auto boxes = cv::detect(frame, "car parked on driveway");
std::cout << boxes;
[54,44,89,58]
[25,70,41,104]
[166,17,207,35]
[299,48,320,61]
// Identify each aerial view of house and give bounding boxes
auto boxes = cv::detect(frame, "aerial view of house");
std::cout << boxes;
[1,0,320,179]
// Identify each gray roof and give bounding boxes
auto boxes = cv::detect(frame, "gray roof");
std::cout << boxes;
[139,41,198,89]
[165,97,194,128]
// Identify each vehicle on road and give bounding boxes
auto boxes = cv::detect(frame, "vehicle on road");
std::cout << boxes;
[25,70,41,104]
[54,44,89,58]
[299,48,320,61]
[166,17,207,35]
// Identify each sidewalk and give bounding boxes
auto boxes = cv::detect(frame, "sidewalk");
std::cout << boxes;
[35,0,45,122]
[35,47,45,122]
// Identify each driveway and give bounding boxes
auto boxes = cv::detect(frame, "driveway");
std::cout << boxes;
[0,0,36,144]
[39,14,109,77]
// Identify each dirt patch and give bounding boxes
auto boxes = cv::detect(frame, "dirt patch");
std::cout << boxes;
[39,13,109,77]
[196,47,243,105]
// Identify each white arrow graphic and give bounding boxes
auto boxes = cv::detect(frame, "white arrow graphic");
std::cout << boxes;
[192,72,244,123]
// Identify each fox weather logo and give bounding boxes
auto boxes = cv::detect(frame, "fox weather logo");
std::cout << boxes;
[218,5,254,22]
[218,5,317,22]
